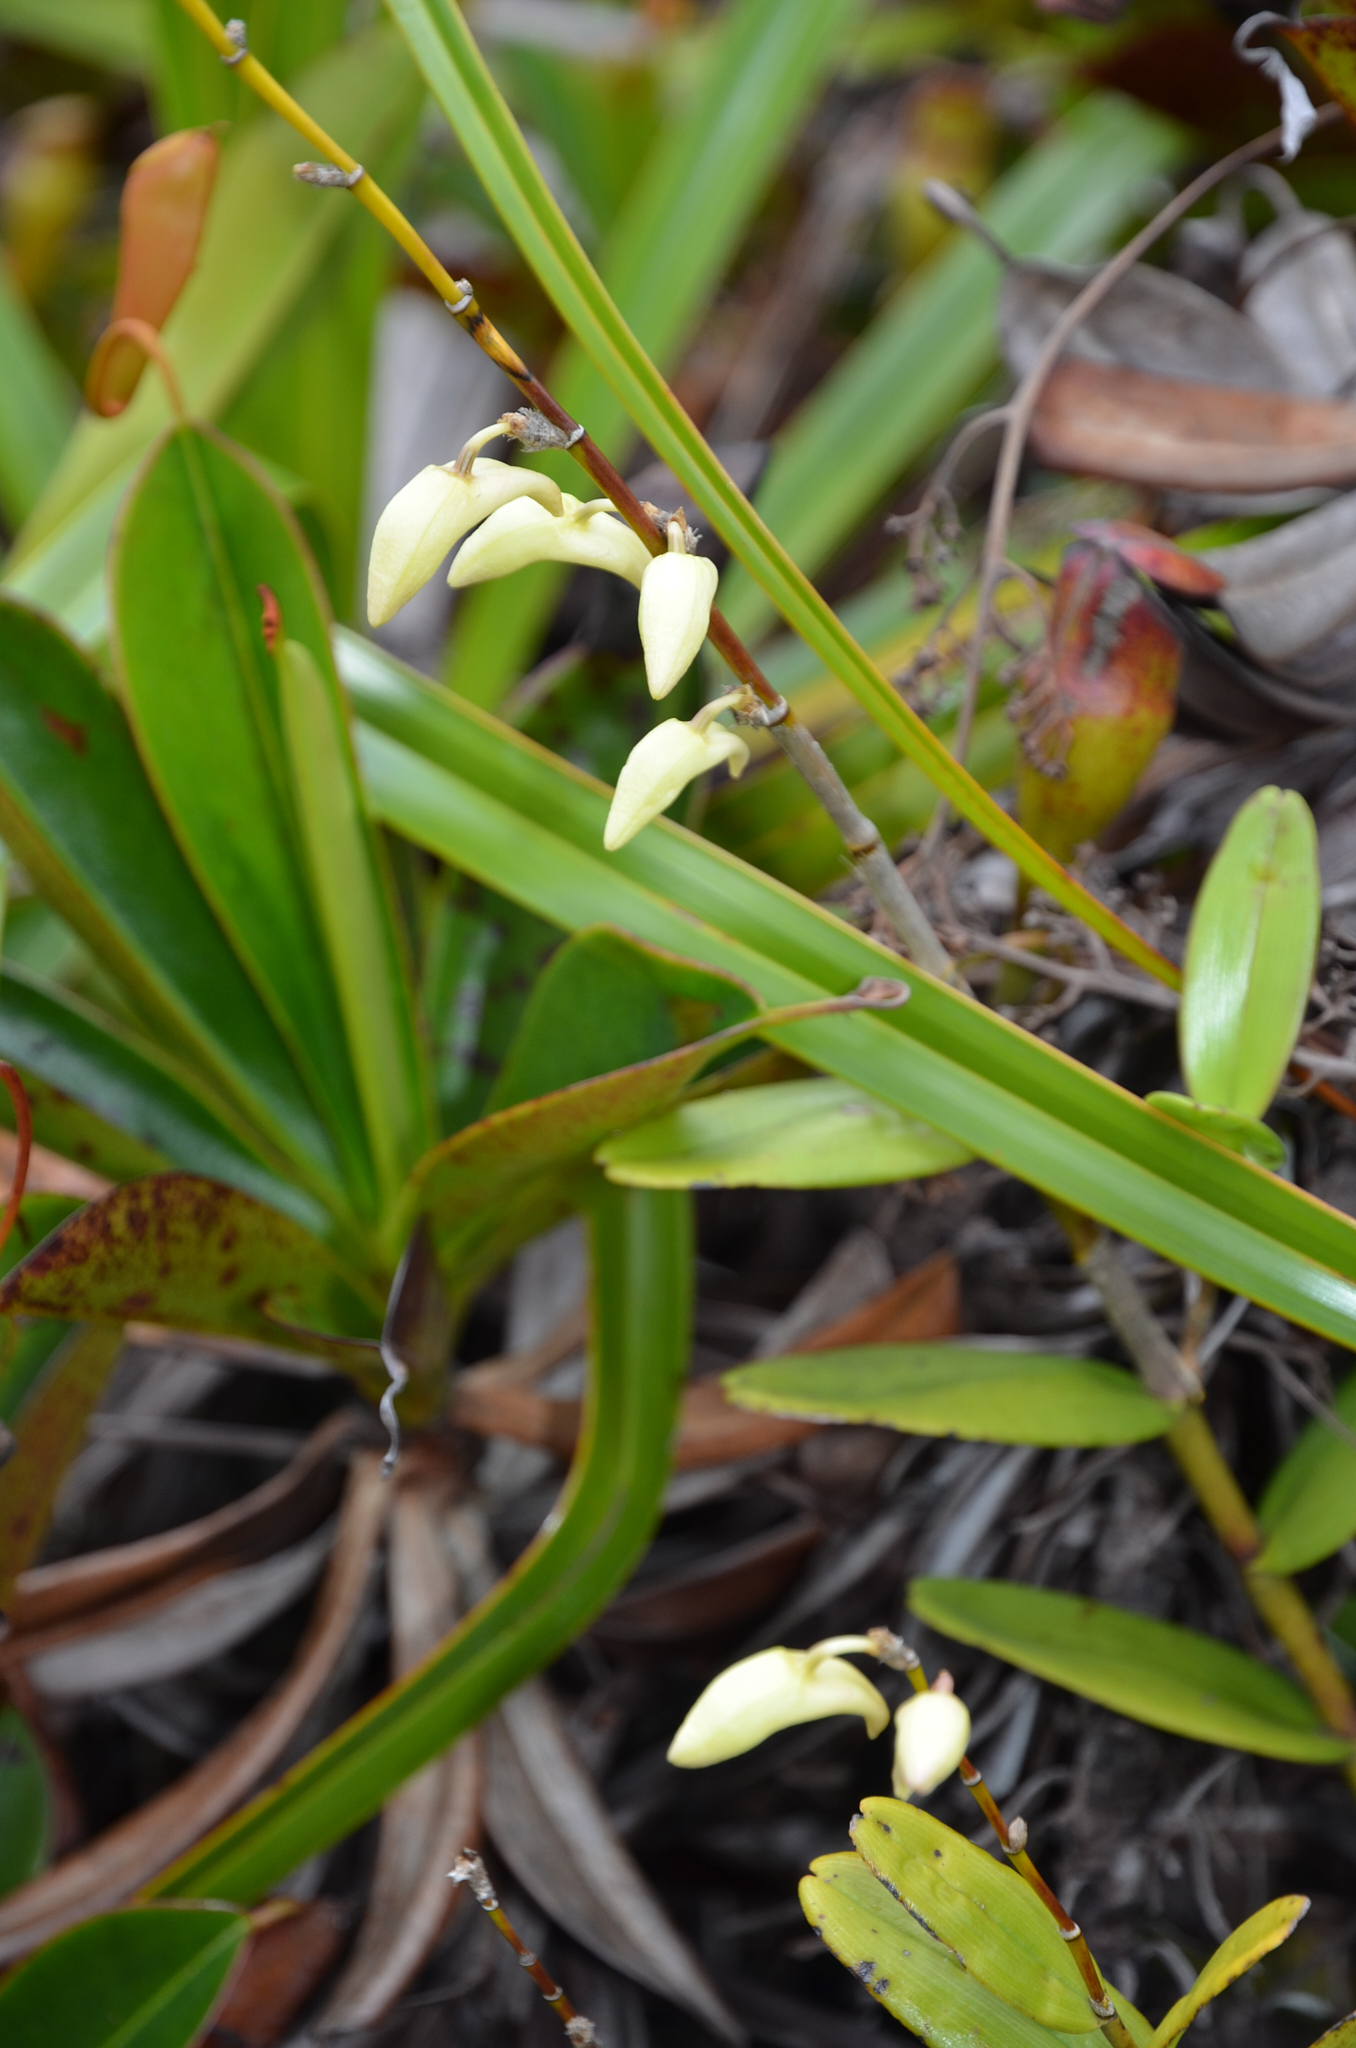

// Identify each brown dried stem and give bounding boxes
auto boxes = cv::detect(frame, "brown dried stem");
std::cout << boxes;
[450,1849,598,2046]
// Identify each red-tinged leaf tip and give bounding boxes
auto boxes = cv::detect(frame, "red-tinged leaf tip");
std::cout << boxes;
[258,585,283,652]
[1071,519,1225,597]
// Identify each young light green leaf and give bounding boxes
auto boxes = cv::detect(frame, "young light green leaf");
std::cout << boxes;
[0,1903,249,2048]
[1257,1372,1356,1575]
[0,1707,51,1898]
[1151,1895,1310,2048]
[277,636,430,1224]
[597,1077,973,1188]
[909,1578,1353,1765]
[1145,1093,1286,1171]
[801,1852,1074,2048]
[851,1799,1095,2033]
[722,1345,1175,1446]
[1180,786,1320,1118]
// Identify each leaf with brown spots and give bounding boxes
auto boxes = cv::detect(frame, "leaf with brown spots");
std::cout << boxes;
[0,1176,383,1390]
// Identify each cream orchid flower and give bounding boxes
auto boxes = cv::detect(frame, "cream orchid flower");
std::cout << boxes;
[367,424,562,627]
[891,1678,971,1798]
[638,517,719,699]
[604,694,749,852]
[668,1640,890,1768]
[448,493,653,590]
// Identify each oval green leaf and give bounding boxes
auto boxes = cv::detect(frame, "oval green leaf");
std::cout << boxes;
[0,1706,50,1897]
[800,1851,1074,2048]
[909,1578,1354,1765]
[1257,1371,1356,1576]
[0,1903,249,2048]
[1151,1895,1309,2048]
[723,1345,1175,1447]
[851,1799,1096,2032]
[1180,786,1320,1119]
[597,1077,973,1188]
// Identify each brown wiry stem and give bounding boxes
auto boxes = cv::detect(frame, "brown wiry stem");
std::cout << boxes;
[918,101,1344,854]
[451,1850,598,2046]
[870,1630,1133,2046]
[169,0,954,979]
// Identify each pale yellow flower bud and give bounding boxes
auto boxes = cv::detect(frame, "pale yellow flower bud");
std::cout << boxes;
[367,454,562,627]
[638,521,719,700]
[667,1646,890,1767]
[891,1682,971,1797]
[604,696,749,852]
[449,494,653,590]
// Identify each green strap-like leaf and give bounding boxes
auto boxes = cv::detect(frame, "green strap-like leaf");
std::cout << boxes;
[0,595,344,1207]
[1257,1371,1356,1576]
[909,1577,1354,1764]
[380,0,1182,982]
[0,1904,249,2048]
[277,637,431,1222]
[111,423,402,1219]
[723,1344,1174,1446]
[145,1179,691,1904]
[340,640,1356,1356]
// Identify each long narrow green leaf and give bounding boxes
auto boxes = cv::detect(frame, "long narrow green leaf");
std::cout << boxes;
[719,95,1183,640]
[338,636,1356,1352]
[380,0,1182,983]
[278,638,431,1219]
[148,1179,690,1903]
[111,424,393,1220]
[448,0,864,703]
[0,596,344,1206]
[0,265,77,532]
[1257,1373,1356,1576]
[0,0,148,70]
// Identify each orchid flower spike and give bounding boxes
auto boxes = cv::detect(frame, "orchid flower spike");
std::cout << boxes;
[892,1674,971,1798]
[668,1637,890,1768]
[367,423,563,626]
[604,694,750,852]
[449,493,653,591]
[638,516,719,699]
